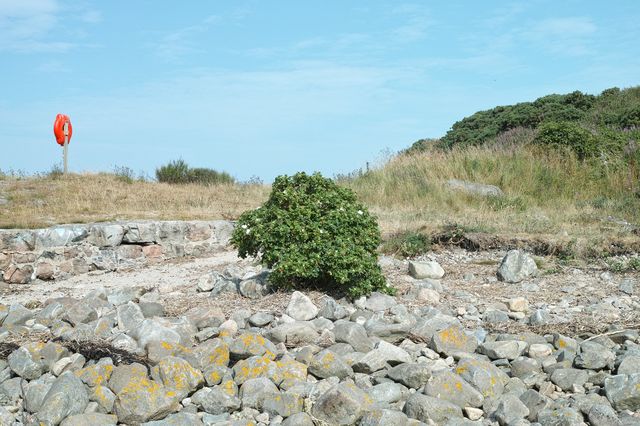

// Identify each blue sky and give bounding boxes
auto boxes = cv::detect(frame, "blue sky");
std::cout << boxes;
[1,1,639,181]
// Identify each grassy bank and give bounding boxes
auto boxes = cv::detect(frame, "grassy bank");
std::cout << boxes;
[0,173,268,229]
[343,143,639,257]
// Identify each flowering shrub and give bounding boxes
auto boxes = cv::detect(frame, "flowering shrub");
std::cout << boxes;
[231,172,391,298]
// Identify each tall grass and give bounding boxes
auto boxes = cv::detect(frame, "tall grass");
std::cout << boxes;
[343,143,640,244]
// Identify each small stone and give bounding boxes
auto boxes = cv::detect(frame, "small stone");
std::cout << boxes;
[409,260,445,279]
[308,350,353,379]
[497,250,538,283]
[248,312,274,327]
[403,392,463,424]
[333,320,373,353]
[550,368,588,391]
[424,370,484,408]
[464,406,483,421]
[528,343,553,359]
[285,291,318,321]
[493,394,530,425]
[619,278,635,295]
[364,292,397,312]
[479,340,526,360]
[430,324,478,356]
[507,297,529,312]
[387,363,432,389]
[311,382,373,425]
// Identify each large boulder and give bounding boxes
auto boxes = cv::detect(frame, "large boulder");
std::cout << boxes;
[497,250,537,283]
[36,371,89,426]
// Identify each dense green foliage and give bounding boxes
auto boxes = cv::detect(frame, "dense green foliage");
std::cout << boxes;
[231,172,390,298]
[432,86,640,159]
[156,159,234,185]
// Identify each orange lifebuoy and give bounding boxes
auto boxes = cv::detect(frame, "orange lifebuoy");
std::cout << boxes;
[53,114,72,146]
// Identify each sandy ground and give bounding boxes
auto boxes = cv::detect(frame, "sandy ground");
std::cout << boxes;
[2,248,639,337]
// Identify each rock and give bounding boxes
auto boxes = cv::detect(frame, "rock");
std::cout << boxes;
[507,297,529,312]
[409,260,445,279]
[116,301,145,331]
[89,224,125,247]
[37,371,89,426]
[230,332,277,360]
[3,303,34,326]
[446,179,503,197]
[62,302,98,326]
[617,354,640,375]
[311,382,373,425]
[108,363,148,394]
[285,291,318,321]
[479,340,526,360]
[537,407,583,425]
[239,378,279,409]
[265,322,319,346]
[75,360,114,387]
[333,320,373,352]
[619,278,635,295]
[529,309,552,326]
[403,392,463,424]
[90,385,116,412]
[528,343,553,359]
[238,276,270,299]
[3,264,34,283]
[493,394,530,425]
[130,318,182,349]
[550,368,589,391]
[387,363,432,389]
[261,392,303,417]
[588,403,622,426]
[8,346,44,380]
[359,408,410,426]
[60,413,118,426]
[317,297,349,320]
[364,292,397,312]
[248,312,274,327]
[497,250,538,283]
[140,412,204,426]
[372,340,412,365]
[281,412,314,426]
[367,382,408,405]
[157,356,204,399]
[430,324,478,356]
[574,341,615,370]
[455,357,509,398]
[191,386,241,415]
[24,374,55,412]
[605,373,640,411]
[309,350,354,379]
[424,370,484,408]
[113,375,180,424]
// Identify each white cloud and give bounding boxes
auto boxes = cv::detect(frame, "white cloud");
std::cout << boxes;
[153,15,219,61]
[0,0,66,52]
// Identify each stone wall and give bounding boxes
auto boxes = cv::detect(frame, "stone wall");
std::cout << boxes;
[0,220,235,284]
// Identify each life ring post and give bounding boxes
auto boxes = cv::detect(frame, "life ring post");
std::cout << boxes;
[63,120,69,175]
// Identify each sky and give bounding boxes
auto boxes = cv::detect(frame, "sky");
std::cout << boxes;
[1,1,639,182]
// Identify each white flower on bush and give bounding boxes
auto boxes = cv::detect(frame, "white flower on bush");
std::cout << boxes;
[245,229,251,235]
[357,210,363,215]
[241,224,248,229]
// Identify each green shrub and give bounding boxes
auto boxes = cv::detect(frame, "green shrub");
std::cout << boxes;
[381,231,431,257]
[534,121,598,159]
[113,165,135,184]
[231,172,390,298]
[156,159,190,184]
[156,159,234,185]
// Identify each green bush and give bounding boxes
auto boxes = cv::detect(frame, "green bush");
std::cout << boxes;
[380,231,431,257]
[231,172,390,298]
[156,159,234,185]
[534,121,598,159]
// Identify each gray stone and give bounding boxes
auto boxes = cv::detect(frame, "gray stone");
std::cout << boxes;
[191,386,241,415]
[387,363,432,389]
[89,385,116,413]
[359,408,410,426]
[8,346,44,380]
[265,322,319,346]
[605,373,640,411]
[62,302,98,327]
[285,291,318,321]
[430,324,478,356]
[37,371,89,426]
[114,376,180,423]
[425,369,484,408]
[483,310,510,324]
[497,250,538,283]
[239,378,279,409]
[311,382,373,425]
[479,340,526,360]
[494,394,530,425]
[409,260,445,279]
[367,382,408,405]
[309,349,354,379]
[117,301,145,331]
[238,274,270,299]
[446,179,503,197]
[317,297,349,320]
[529,309,552,326]
[574,341,615,370]
[248,312,274,327]
[333,320,373,352]
[157,356,204,399]
[0,406,13,426]
[107,286,146,306]
[364,318,413,343]
[24,374,55,413]
[108,363,148,394]
[60,413,119,426]
[537,408,583,426]
[619,278,635,295]
[519,389,549,422]
[261,392,303,417]
[130,318,182,349]
[229,332,278,360]
[3,304,34,326]
[618,354,640,375]
[550,368,589,391]
[365,292,397,312]
[281,412,314,426]
[403,392,463,423]
[455,357,509,399]
[588,403,622,426]
[141,412,204,426]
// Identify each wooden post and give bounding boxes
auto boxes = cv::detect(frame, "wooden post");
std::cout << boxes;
[63,121,69,175]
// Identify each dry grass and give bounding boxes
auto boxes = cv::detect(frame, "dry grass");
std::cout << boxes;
[0,173,269,229]
[343,144,640,257]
